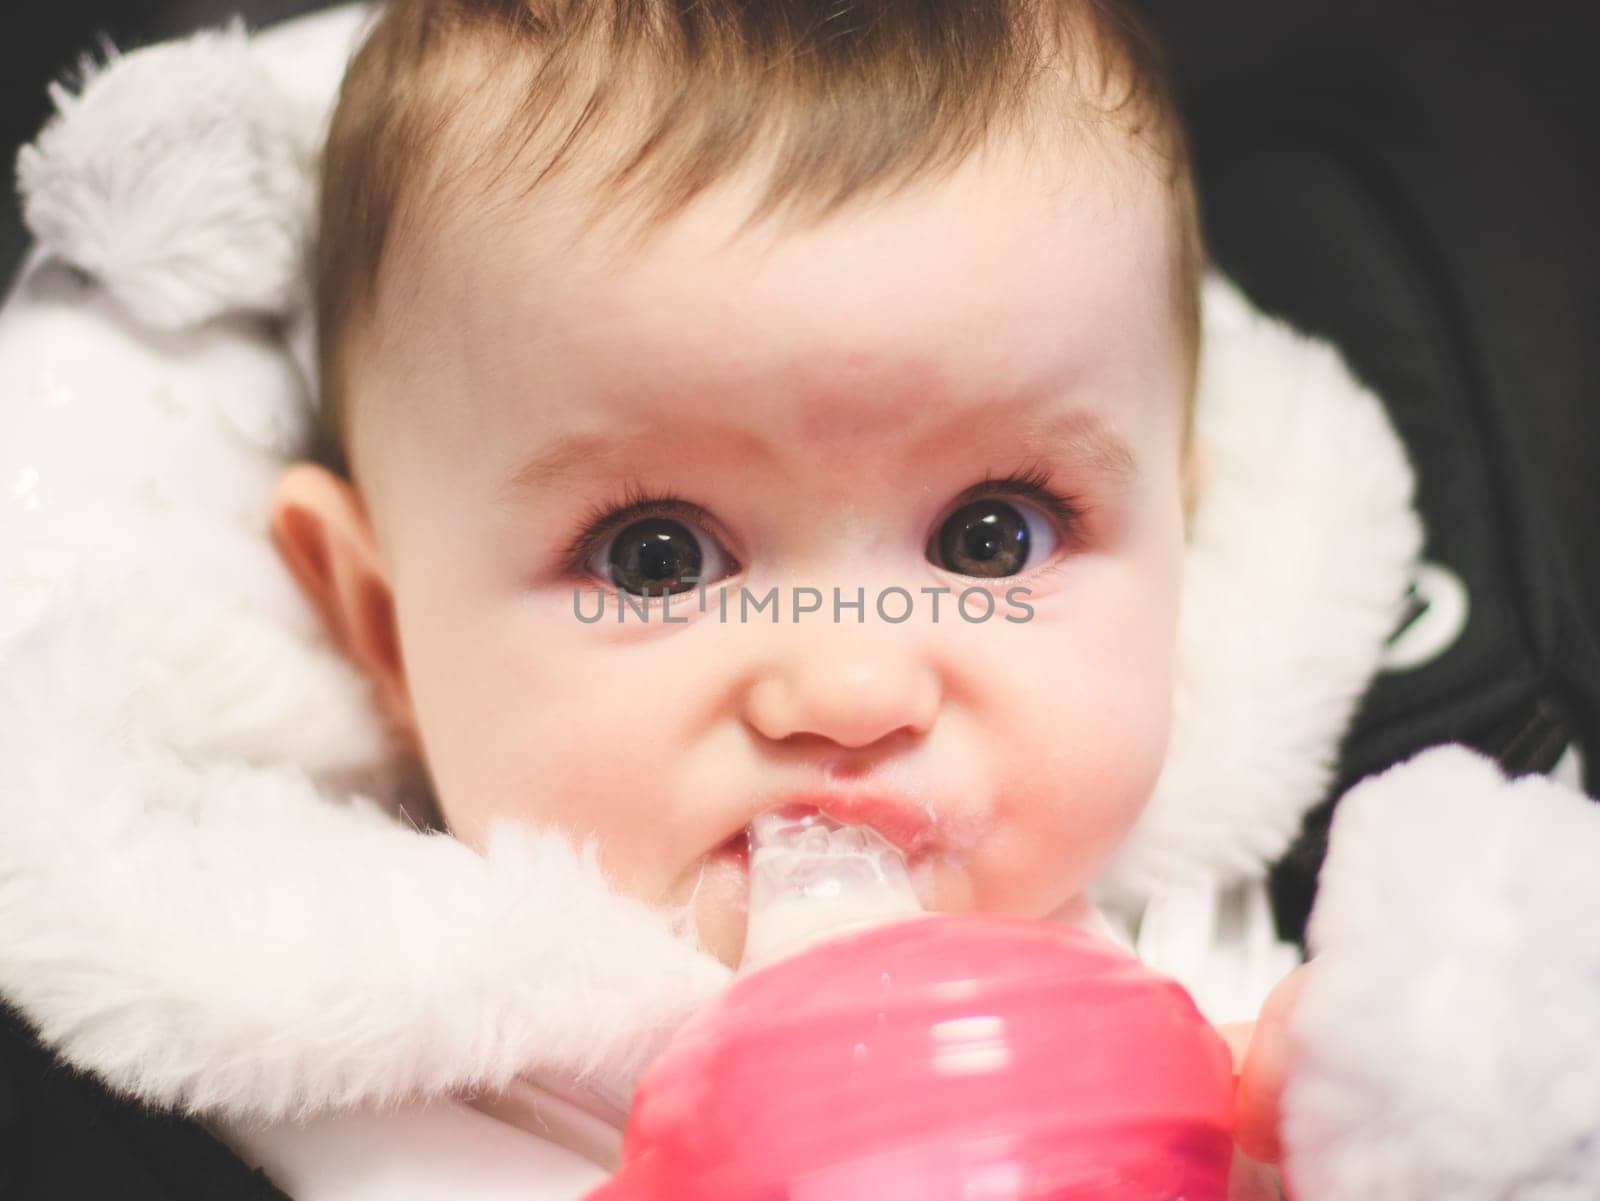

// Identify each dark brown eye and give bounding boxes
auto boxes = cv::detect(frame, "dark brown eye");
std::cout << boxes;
[605,517,705,596]
[930,498,1054,578]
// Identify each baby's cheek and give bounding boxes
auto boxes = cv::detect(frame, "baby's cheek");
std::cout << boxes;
[422,629,657,833]
[417,691,604,852]
[508,705,695,889]
[980,680,1172,912]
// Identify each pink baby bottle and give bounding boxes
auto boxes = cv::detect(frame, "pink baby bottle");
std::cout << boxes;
[586,812,1235,1201]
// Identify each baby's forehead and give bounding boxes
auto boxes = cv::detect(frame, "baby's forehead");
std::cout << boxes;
[357,128,1181,494]
[391,122,1174,363]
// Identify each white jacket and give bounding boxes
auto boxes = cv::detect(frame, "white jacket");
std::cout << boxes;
[2,6,1597,1200]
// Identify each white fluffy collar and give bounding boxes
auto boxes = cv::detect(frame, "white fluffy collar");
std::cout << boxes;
[0,4,1421,1123]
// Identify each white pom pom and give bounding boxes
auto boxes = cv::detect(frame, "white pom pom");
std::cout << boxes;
[15,18,313,331]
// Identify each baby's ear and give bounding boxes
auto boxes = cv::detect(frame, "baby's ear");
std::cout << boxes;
[269,463,416,741]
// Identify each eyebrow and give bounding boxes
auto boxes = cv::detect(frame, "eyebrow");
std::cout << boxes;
[501,425,780,502]
[1012,408,1139,486]
[502,404,1138,501]
[504,430,652,495]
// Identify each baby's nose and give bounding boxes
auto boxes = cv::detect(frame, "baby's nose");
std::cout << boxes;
[741,620,941,750]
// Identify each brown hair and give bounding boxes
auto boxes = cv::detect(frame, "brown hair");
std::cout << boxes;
[314,0,1203,486]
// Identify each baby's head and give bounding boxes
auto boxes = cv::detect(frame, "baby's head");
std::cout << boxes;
[272,0,1203,967]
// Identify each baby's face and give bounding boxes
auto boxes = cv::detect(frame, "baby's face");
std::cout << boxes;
[339,135,1188,968]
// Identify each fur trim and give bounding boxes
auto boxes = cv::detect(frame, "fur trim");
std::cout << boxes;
[0,578,729,1121]
[1284,744,1600,1199]
[16,20,314,330]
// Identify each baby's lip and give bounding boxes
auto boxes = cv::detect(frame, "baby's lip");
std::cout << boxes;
[751,791,940,858]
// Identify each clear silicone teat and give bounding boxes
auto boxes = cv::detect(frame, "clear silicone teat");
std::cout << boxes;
[739,808,925,972]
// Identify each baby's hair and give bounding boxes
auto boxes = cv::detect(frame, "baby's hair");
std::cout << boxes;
[315,0,1203,487]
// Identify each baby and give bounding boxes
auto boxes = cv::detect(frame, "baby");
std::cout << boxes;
[271,0,1294,1181]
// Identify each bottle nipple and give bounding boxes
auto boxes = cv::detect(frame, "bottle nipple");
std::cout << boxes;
[739,808,925,973]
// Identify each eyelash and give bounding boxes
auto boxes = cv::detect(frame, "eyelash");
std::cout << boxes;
[558,480,710,579]
[557,460,1093,581]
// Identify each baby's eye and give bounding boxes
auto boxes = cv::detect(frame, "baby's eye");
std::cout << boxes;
[927,496,1062,578]
[589,515,734,597]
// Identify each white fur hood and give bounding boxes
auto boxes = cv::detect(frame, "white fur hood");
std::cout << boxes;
[4,6,1599,1200]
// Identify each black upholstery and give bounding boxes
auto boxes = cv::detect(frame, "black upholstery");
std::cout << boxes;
[0,1001,290,1200]
[1139,0,1600,938]
[1197,131,1600,939]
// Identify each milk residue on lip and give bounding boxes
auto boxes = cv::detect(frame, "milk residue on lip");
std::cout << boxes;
[738,808,926,973]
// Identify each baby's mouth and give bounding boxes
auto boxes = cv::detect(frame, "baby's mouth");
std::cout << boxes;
[706,799,964,925]
[713,811,922,873]
[714,830,750,868]
[729,810,929,971]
